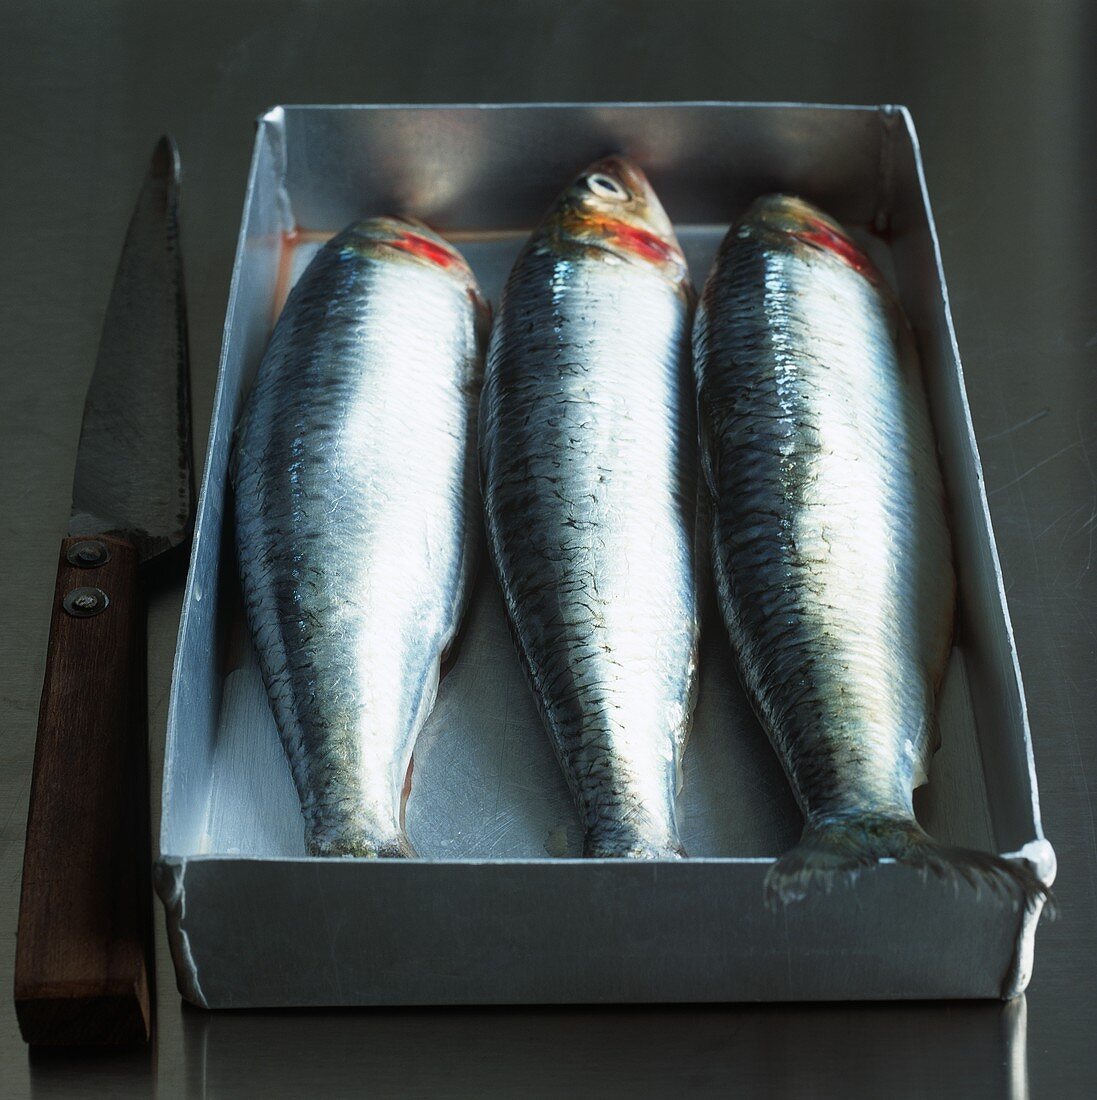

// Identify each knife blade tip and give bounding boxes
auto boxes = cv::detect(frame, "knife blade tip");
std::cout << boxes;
[151,135,179,183]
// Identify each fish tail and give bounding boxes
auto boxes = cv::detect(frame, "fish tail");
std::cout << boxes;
[583,841,688,859]
[301,757,419,859]
[306,825,417,860]
[764,813,1055,915]
[582,831,688,860]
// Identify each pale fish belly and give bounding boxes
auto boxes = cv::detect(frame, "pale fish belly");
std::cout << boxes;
[696,196,1048,911]
[233,225,484,857]
[481,250,700,858]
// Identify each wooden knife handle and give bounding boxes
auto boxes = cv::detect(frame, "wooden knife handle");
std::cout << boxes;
[15,535,152,1045]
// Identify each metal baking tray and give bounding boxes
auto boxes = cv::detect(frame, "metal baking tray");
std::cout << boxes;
[155,103,1056,1008]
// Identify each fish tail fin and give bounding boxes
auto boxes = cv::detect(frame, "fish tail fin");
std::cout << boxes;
[764,813,1055,916]
[582,837,688,859]
[307,830,417,859]
[582,826,688,859]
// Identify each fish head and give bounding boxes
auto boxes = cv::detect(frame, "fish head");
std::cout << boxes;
[538,155,691,291]
[734,194,883,284]
[345,217,491,337]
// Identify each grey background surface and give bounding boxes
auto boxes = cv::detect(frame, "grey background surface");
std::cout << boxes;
[1,1,1093,1096]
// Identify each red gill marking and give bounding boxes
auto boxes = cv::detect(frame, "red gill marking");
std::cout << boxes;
[601,218,677,264]
[794,217,875,278]
[387,230,458,268]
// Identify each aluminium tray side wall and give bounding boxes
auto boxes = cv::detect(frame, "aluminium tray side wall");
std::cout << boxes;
[886,109,1052,864]
[163,858,1019,1009]
[161,111,289,860]
[277,102,890,230]
[157,103,1052,1009]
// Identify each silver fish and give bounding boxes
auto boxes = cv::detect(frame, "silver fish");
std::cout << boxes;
[480,157,699,858]
[695,194,1047,908]
[233,217,488,857]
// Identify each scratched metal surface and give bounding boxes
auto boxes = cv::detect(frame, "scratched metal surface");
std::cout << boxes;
[1,1,1094,1097]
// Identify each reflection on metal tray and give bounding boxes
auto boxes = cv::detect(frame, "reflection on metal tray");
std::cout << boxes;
[156,103,1055,1010]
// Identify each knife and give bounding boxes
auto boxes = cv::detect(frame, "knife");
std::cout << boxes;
[14,136,193,1046]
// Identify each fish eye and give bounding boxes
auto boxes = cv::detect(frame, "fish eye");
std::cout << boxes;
[586,173,629,201]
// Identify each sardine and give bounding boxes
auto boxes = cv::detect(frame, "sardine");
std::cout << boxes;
[233,217,488,857]
[480,157,699,858]
[695,194,1047,907]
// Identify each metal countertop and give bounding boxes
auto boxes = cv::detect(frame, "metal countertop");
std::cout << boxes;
[1,1,1094,1096]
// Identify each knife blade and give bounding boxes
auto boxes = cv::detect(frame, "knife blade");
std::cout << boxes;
[15,135,193,1046]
